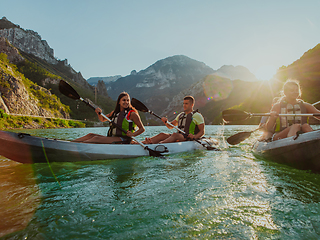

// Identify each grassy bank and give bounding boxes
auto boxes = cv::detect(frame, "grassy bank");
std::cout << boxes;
[0,109,85,130]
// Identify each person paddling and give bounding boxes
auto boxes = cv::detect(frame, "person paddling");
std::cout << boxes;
[265,79,320,141]
[143,96,205,144]
[72,92,145,144]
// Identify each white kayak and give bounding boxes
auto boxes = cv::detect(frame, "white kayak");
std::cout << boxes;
[252,130,320,173]
[0,130,218,164]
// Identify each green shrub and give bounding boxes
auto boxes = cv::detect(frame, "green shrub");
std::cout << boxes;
[0,109,8,118]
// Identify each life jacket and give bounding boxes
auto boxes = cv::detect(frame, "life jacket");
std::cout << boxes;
[177,109,200,135]
[275,99,307,132]
[107,108,136,137]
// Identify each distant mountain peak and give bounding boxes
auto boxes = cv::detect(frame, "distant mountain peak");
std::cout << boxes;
[0,17,20,30]
[148,55,208,69]
[214,65,258,82]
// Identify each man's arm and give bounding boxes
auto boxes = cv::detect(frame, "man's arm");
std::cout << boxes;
[189,123,205,139]
[161,117,178,129]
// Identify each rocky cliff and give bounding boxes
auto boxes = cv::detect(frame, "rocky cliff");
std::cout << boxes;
[0,39,69,118]
[87,75,122,86]
[0,17,114,121]
[0,17,95,94]
[0,17,57,64]
[106,55,215,114]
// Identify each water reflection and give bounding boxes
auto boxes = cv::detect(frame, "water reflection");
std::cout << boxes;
[1,126,320,239]
[0,159,41,237]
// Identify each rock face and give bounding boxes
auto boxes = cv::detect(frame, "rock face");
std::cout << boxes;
[0,37,24,63]
[106,55,215,114]
[96,80,109,97]
[0,22,57,64]
[0,35,69,118]
[87,75,122,86]
[0,68,68,118]
[0,17,90,90]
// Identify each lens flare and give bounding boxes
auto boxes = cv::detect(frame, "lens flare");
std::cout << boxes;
[202,75,233,101]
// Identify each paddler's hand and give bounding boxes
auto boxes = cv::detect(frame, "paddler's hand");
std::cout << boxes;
[269,111,278,118]
[161,117,168,124]
[95,108,102,115]
[188,134,195,140]
[126,131,134,137]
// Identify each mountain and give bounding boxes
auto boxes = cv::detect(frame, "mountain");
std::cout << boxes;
[0,17,115,121]
[105,55,215,114]
[214,65,258,82]
[161,74,267,124]
[87,75,122,86]
[0,17,57,65]
[2,16,320,126]
[0,37,69,118]
[274,43,320,107]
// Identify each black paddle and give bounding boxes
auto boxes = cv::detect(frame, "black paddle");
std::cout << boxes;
[58,80,164,157]
[131,98,217,150]
[226,126,264,145]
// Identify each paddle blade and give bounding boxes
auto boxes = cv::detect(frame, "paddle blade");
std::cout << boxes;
[222,109,250,122]
[131,98,149,112]
[59,80,80,100]
[227,131,252,145]
[146,147,165,158]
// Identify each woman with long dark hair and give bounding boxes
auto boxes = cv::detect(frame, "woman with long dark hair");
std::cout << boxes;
[72,92,145,144]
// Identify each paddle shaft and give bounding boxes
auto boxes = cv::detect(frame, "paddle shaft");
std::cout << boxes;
[251,113,320,117]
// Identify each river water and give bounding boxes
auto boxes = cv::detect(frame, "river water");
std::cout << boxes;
[1,125,320,239]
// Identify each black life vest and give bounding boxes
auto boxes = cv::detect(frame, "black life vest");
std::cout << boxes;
[177,109,200,135]
[107,108,136,137]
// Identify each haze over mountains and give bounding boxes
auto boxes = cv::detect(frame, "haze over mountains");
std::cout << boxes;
[86,55,259,117]
[1,16,320,125]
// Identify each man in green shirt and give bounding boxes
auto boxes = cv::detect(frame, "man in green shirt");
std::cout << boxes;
[144,96,205,144]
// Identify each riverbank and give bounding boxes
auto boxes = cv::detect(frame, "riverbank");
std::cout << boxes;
[0,109,85,129]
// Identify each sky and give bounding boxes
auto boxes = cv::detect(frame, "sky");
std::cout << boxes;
[1,0,320,80]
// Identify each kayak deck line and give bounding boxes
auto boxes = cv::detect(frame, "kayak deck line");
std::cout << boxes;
[252,129,320,173]
[0,130,218,164]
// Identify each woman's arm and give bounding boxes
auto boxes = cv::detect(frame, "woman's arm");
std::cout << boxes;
[305,102,320,120]
[95,108,114,122]
[127,112,145,137]
[265,103,280,132]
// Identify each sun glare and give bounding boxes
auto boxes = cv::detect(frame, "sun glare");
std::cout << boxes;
[202,75,233,101]
[254,65,278,81]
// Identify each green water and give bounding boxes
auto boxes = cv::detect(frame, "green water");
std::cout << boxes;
[1,126,320,239]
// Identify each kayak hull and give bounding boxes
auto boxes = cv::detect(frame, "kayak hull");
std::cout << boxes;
[252,130,320,172]
[0,130,218,164]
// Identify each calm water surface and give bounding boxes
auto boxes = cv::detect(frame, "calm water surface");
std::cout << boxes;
[1,125,320,239]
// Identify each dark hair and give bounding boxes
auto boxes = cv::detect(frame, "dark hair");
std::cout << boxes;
[113,92,137,115]
[183,95,195,104]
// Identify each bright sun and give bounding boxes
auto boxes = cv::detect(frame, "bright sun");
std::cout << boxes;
[254,65,278,81]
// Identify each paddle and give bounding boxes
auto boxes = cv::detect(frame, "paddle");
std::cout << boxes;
[226,126,264,145]
[131,98,217,150]
[58,80,164,157]
[222,109,320,122]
